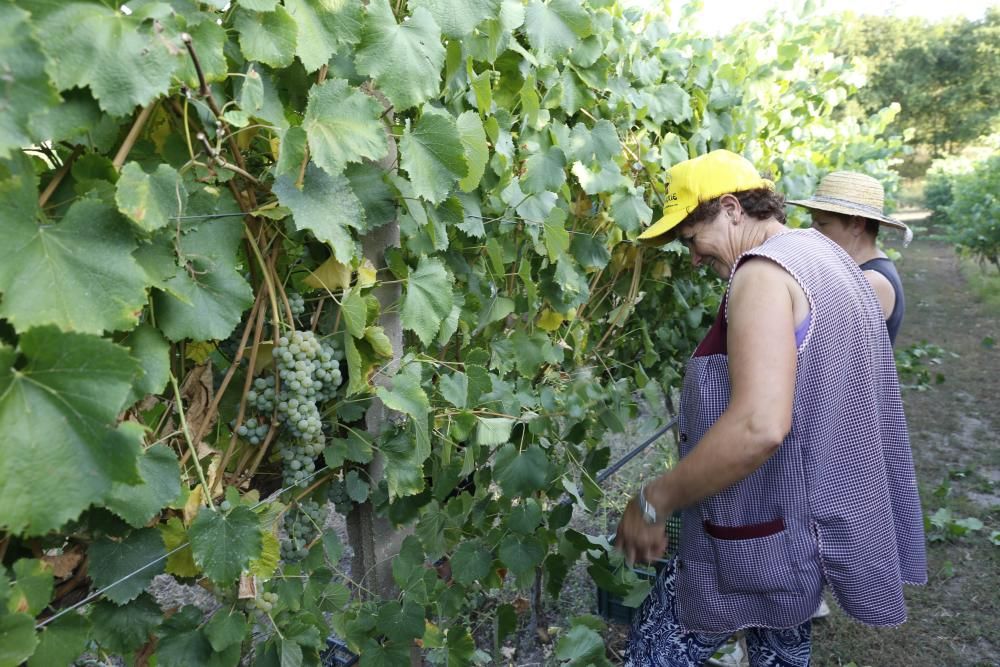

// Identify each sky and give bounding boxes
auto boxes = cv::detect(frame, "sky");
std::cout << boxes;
[629,0,997,33]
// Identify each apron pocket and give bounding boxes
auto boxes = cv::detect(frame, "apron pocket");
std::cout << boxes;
[705,518,802,595]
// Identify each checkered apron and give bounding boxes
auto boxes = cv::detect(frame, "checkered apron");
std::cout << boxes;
[672,229,927,634]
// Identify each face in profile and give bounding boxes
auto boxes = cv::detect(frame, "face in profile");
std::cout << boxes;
[809,210,852,248]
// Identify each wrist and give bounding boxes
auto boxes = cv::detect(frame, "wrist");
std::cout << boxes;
[643,476,674,520]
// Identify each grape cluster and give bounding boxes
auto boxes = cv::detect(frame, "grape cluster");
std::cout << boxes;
[288,291,306,318]
[273,331,343,486]
[326,477,352,514]
[280,500,323,562]
[242,590,279,615]
[247,376,276,412]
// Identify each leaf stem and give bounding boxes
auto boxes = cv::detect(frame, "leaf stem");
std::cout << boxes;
[37,145,83,209]
[112,103,156,170]
[170,372,216,510]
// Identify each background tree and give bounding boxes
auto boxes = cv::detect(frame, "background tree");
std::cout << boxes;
[836,9,1000,169]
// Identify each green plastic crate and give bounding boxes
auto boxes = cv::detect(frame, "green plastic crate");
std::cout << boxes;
[597,512,681,625]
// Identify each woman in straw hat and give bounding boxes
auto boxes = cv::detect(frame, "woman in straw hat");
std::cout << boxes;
[789,171,912,345]
[617,150,926,666]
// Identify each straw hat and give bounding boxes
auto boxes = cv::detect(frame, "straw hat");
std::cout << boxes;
[788,171,912,245]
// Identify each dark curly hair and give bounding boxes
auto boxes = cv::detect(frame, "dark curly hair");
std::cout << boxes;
[682,187,787,226]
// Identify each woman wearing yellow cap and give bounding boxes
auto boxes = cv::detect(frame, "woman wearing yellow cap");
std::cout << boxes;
[617,150,926,666]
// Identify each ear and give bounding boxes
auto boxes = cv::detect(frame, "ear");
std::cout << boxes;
[848,215,867,237]
[718,194,742,223]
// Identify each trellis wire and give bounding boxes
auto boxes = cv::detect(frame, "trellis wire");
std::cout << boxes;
[35,464,332,630]
[36,414,677,630]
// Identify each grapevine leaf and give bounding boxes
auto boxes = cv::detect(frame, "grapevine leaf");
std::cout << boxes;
[409,0,499,39]
[439,371,468,409]
[400,110,469,204]
[554,624,605,662]
[572,160,627,194]
[523,0,592,57]
[610,187,653,234]
[355,0,446,111]
[0,195,149,334]
[0,4,60,158]
[274,164,363,264]
[358,640,412,666]
[341,289,367,338]
[0,328,142,535]
[346,163,396,231]
[343,334,368,396]
[523,146,567,194]
[638,82,692,124]
[285,0,363,72]
[176,18,228,88]
[160,517,200,578]
[189,506,263,585]
[88,528,166,605]
[0,613,37,667]
[248,530,280,580]
[401,256,454,345]
[543,207,570,262]
[121,324,171,405]
[380,416,429,499]
[476,417,514,446]
[205,611,249,652]
[376,601,426,643]
[115,162,186,233]
[105,444,182,528]
[154,217,254,342]
[303,79,387,177]
[40,3,182,116]
[450,539,493,585]
[498,534,546,579]
[7,559,53,617]
[234,6,298,69]
[345,470,370,503]
[364,326,394,357]
[324,432,373,468]
[376,371,430,422]
[239,0,279,11]
[457,111,489,193]
[28,613,90,667]
[90,595,163,654]
[156,606,240,667]
[493,444,549,497]
[509,499,543,534]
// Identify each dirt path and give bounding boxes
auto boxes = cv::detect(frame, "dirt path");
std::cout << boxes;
[811,216,1000,667]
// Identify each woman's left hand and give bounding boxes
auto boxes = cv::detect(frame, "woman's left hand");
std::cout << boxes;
[615,493,668,566]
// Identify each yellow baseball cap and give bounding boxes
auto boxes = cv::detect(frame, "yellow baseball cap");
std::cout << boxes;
[637,150,774,244]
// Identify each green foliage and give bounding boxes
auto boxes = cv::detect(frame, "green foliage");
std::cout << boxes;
[835,10,1000,157]
[894,341,948,391]
[0,0,904,663]
[946,154,1000,269]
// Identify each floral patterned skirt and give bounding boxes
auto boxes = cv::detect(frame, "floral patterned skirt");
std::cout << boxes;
[626,557,812,667]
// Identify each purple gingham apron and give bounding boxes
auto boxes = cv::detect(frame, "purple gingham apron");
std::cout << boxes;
[671,229,926,634]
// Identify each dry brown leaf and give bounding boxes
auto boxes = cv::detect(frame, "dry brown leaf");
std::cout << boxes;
[180,363,215,442]
[42,551,83,579]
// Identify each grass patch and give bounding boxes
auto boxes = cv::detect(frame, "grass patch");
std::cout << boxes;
[958,259,1000,317]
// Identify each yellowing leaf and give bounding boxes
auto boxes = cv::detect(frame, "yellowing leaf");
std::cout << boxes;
[537,309,565,332]
[161,517,200,578]
[357,259,378,288]
[252,341,274,374]
[304,256,352,292]
[248,531,280,581]
[186,342,216,364]
[184,484,205,526]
